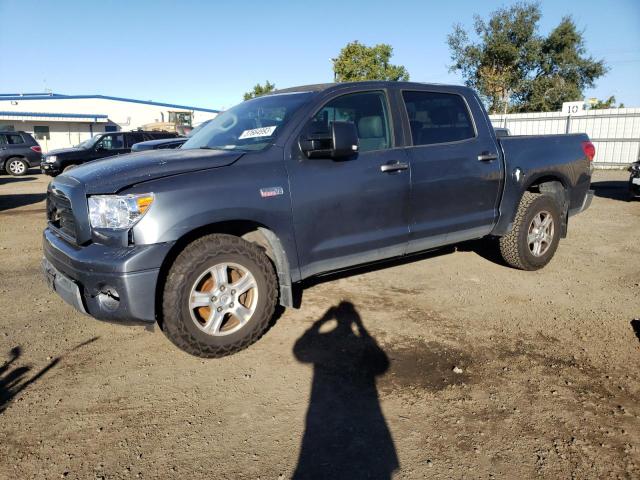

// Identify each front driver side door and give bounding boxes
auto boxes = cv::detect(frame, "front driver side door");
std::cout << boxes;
[93,133,128,160]
[287,90,411,279]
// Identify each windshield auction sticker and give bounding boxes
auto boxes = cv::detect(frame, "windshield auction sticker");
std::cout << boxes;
[238,126,277,139]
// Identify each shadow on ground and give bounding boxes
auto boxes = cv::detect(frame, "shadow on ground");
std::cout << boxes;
[0,337,99,414]
[0,175,39,186]
[591,180,630,201]
[292,302,399,480]
[0,193,47,212]
[457,238,508,267]
[631,319,640,343]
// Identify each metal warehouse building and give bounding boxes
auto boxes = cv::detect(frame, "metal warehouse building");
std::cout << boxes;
[0,93,219,153]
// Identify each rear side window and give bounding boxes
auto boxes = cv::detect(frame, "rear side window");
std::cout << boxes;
[6,133,25,145]
[306,91,391,153]
[402,91,475,146]
[149,132,178,139]
[127,132,145,147]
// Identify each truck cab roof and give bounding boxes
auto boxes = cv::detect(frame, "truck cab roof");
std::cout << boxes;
[271,81,470,95]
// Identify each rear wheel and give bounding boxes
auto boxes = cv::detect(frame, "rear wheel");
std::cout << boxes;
[161,234,278,358]
[499,192,561,270]
[6,158,28,176]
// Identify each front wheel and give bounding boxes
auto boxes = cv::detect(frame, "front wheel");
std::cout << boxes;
[6,158,28,176]
[499,192,561,270]
[161,234,278,358]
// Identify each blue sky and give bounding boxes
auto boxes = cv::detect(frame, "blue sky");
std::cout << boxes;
[0,0,638,110]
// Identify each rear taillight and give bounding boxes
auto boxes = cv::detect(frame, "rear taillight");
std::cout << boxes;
[581,141,595,162]
[30,146,42,153]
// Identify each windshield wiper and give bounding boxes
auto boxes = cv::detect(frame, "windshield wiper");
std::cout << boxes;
[200,145,250,152]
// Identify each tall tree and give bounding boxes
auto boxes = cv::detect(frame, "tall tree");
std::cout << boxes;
[448,3,606,113]
[590,96,624,109]
[243,81,276,101]
[333,41,409,82]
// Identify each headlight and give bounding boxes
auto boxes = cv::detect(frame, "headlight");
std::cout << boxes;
[88,193,154,229]
[46,155,57,163]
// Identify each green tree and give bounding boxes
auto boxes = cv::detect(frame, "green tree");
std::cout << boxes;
[243,81,276,101]
[333,41,409,82]
[448,3,607,113]
[590,96,624,109]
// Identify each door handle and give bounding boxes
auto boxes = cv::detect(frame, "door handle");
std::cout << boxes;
[380,161,409,173]
[477,152,498,162]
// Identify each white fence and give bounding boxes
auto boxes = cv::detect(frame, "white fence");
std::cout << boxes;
[489,108,640,168]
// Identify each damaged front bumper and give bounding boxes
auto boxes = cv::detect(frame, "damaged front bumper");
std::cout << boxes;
[42,227,174,324]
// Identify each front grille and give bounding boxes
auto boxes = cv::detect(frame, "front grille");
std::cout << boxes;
[47,190,76,241]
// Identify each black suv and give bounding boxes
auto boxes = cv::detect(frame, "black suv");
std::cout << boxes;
[41,131,179,176]
[0,131,42,176]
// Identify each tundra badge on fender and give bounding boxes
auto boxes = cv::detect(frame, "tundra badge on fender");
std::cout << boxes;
[260,187,284,198]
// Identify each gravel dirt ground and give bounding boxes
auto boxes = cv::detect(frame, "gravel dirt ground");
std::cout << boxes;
[0,170,638,479]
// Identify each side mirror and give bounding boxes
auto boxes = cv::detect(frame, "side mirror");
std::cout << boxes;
[330,121,359,158]
[300,121,359,159]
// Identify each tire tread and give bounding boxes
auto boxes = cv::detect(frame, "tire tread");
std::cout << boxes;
[499,192,549,270]
[161,234,277,358]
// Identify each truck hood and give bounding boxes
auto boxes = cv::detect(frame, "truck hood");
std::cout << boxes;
[64,148,244,194]
[46,147,86,158]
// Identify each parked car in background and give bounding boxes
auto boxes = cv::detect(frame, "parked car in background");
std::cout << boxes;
[40,131,180,176]
[0,131,42,176]
[131,119,213,152]
[130,137,186,152]
[42,81,595,358]
[494,127,511,137]
[629,160,640,199]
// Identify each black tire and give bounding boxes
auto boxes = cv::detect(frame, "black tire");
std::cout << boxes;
[161,234,278,358]
[499,192,561,271]
[6,158,28,176]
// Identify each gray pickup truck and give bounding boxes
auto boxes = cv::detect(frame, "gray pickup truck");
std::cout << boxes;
[42,81,595,357]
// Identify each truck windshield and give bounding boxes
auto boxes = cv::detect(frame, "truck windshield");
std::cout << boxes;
[75,135,101,149]
[182,92,313,152]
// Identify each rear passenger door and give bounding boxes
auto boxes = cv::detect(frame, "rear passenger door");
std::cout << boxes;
[401,89,502,252]
[288,90,411,278]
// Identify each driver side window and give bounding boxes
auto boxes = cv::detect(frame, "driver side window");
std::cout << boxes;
[96,134,124,150]
[306,91,391,153]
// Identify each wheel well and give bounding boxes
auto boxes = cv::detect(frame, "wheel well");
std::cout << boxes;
[525,175,567,193]
[154,221,291,328]
[525,176,569,237]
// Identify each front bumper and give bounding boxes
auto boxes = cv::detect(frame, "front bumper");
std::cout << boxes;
[42,227,174,323]
[630,175,640,197]
[40,162,61,176]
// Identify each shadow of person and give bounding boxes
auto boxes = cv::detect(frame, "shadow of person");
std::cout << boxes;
[292,302,399,480]
[1,337,99,414]
[0,346,60,415]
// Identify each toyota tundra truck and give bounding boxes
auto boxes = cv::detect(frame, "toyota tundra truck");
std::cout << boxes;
[42,81,595,358]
